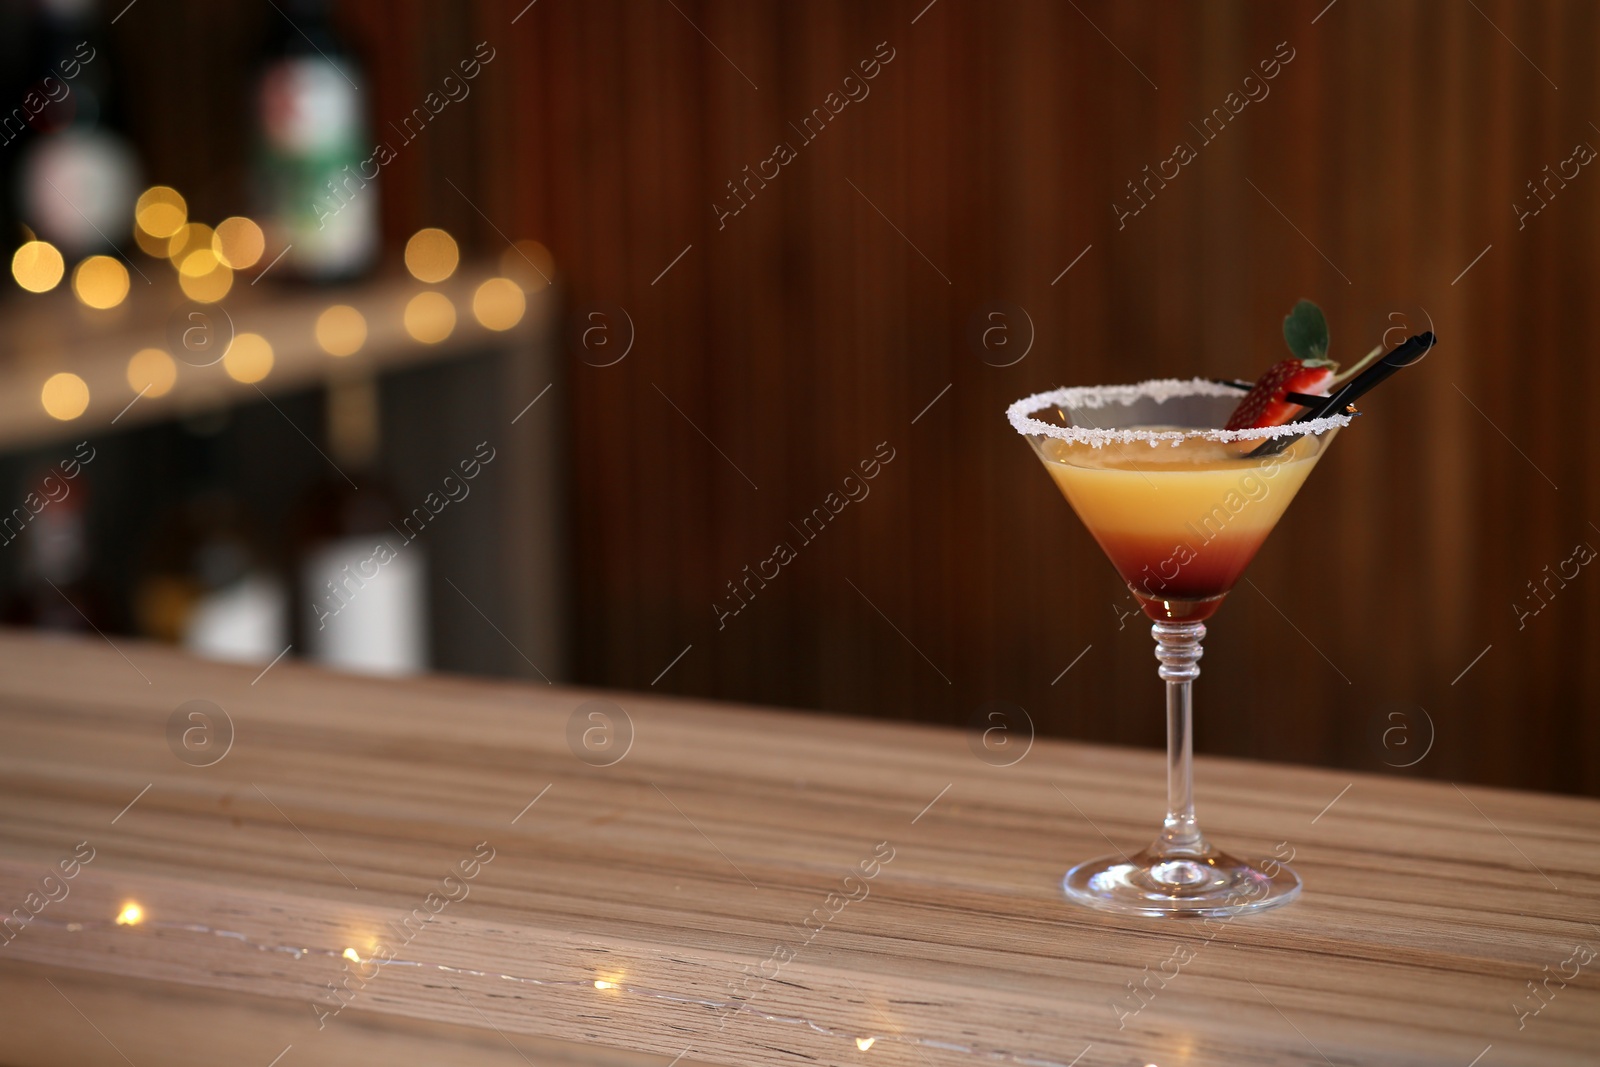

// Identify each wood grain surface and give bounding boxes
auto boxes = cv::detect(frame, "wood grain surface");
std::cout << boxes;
[0,960,682,1067]
[1,632,1596,1066]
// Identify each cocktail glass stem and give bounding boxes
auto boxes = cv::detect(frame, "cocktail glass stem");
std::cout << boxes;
[1059,612,1301,913]
[1152,620,1209,861]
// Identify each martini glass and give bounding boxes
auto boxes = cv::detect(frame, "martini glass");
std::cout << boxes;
[1008,379,1353,917]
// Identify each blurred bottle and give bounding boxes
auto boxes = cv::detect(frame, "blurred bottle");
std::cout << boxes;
[254,0,377,281]
[292,375,428,675]
[0,3,31,247]
[133,433,289,664]
[3,463,110,632]
[15,0,140,260]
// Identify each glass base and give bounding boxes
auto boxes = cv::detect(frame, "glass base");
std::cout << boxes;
[1063,845,1300,918]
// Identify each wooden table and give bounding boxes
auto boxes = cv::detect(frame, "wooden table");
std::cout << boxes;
[1,633,1596,1066]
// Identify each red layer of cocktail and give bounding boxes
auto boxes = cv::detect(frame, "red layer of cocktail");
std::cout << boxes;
[1033,433,1328,621]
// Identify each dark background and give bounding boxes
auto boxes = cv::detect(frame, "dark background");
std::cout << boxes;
[11,0,1600,795]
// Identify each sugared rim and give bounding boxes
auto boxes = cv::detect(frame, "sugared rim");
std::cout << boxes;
[1006,378,1354,448]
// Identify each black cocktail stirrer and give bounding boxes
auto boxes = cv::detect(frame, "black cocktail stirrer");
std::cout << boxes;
[1246,331,1437,458]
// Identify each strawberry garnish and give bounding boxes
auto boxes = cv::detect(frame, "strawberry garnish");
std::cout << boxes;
[1225,299,1384,430]
[1224,358,1335,430]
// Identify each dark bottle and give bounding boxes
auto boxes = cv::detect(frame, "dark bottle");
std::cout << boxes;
[254,0,377,281]
[15,0,140,260]
[0,2,32,248]
[3,455,111,633]
[132,431,289,663]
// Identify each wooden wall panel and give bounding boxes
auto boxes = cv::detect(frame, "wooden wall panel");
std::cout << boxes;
[485,0,1600,796]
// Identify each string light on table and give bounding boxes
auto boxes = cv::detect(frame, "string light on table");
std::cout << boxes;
[25,900,1092,1067]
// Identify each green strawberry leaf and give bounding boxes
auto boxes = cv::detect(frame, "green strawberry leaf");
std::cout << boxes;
[1283,299,1331,364]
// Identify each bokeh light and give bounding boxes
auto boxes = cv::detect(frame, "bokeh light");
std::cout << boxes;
[177,250,233,303]
[315,304,367,357]
[500,239,555,291]
[133,226,169,257]
[41,372,90,420]
[115,902,144,926]
[178,247,221,277]
[404,228,459,284]
[12,240,64,292]
[472,277,526,331]
[134,186,186,239]
[403,291,456,344]
[166,222,215,263]
[213,216,265,270]
[72,255,130,309]
[222,333,273,384]
[126,348,177,397]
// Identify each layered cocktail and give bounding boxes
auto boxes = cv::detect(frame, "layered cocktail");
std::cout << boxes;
[1009,302,1434,917]
[1034,411,1330,623]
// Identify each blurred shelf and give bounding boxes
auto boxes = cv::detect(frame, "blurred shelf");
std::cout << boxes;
[0,263,554,453]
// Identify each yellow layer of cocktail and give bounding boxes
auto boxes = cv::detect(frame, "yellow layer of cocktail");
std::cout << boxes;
[1036,433,1327,620]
